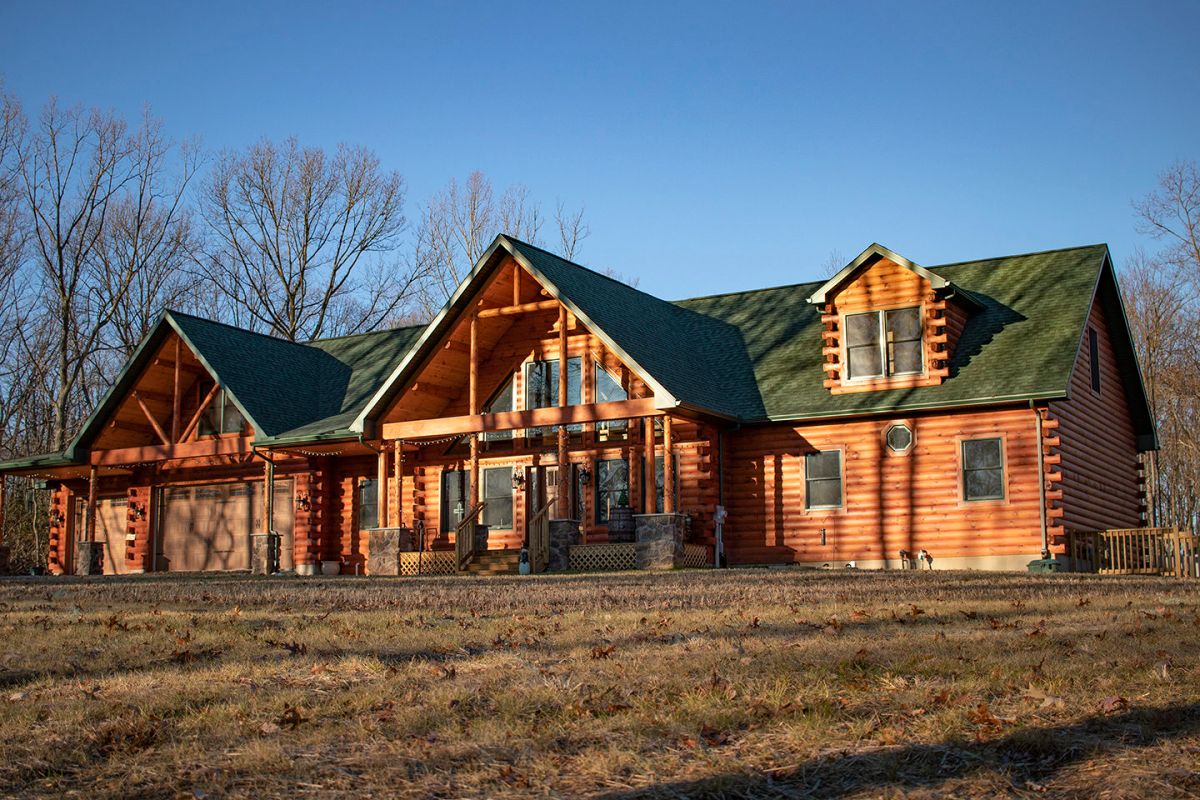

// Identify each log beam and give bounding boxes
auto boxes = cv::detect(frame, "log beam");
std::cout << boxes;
[133,391,170,445]
[180,383,221,443]
[476,299,560,319]
[381,398,661,441]
[91,436,253,466]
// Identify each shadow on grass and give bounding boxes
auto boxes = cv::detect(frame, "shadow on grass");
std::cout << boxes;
[596,702,1200,799]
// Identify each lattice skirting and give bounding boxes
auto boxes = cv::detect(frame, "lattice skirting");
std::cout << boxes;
[680,543,713,569]
[399,551,457,576]
[569,543,637,572]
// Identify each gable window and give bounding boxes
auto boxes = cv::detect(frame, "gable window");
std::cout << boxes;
[526,357,582,436]
[1088,327,1100,392]
[962,438,1004,501]
[482,467,513,530]
[197,381,246,436]
[359,479,378,529]
[804,450,843,509]
[483,376,515,443]
[595,459,629,524]
[844,307,923,380]
[595,363,628,440]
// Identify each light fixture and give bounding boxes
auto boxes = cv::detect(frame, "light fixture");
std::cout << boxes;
[129,501,147,521]
[578,467,592,485]
[296,492,311,512]
[49,509,65,527]
[511,469,525,490]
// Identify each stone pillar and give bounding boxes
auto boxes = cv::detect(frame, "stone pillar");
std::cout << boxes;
[75,540,104,576]
[367,527,414,576]
[548,519,580,571]
[635,513,688,570]
[252,532,280,575]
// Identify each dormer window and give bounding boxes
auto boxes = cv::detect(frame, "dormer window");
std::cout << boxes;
[844,307,923,380]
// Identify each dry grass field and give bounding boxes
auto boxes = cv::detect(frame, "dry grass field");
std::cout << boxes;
[0,568,1198,799]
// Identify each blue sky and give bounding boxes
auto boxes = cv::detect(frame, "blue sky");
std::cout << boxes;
[2,1,1196,300]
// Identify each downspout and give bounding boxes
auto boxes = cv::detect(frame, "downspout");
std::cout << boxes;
[1031,401,1050,559]
[715,423,739,568]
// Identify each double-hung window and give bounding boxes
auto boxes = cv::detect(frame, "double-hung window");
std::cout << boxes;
[804,450,843,509]
[359,479,379,530]
[844,307,923,380]
[961,438,1005,501]
[482,467,514,530]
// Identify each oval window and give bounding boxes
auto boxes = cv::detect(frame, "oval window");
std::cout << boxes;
[886,423,913,453]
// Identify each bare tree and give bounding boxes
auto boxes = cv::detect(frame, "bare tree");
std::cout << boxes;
[19,100,141,450]
[200,137,418,341]
[414,171,588,312]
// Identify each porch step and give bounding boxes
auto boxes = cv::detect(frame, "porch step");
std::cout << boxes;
[465,548,522,576]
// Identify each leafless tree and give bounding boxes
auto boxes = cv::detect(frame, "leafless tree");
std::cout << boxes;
[19,100,142,450]
[1127,160,1200,531]
[200,137,419,341]
[414,171,590,312]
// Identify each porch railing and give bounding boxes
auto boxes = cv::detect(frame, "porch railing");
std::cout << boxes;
[1067,528,1199,577]
[455,502,486,572]
[527,496,555,574]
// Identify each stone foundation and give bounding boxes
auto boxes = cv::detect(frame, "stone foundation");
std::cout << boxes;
[635,514,688,570]
[75,540,104,576]
[548,519,581,571]
[251,532,280,575]
[367,527,414,576]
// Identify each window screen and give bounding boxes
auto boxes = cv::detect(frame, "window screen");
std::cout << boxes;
[962,438,1004,501]
[359,479,378,530]
[804,451,843,509]
[595,459,629,524]
[1088,328,1100,392]
[845,312,883,379]
[482,467,513,530]
[886,307,923,375]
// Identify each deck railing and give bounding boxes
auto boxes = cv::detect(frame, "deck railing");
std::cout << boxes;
[455,503,486,572]
[527,496,555,573]
[1067,528,1199,577]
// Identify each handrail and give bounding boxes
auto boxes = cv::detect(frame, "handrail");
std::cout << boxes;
[527,496,555,574]
[455,502,486,571]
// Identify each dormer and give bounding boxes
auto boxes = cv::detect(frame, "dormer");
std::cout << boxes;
[807,244,982,395]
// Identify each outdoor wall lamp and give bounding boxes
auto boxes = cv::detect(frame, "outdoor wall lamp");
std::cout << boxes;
[296,492,311,512]
[511,469,525,490]
[49,509,64,527]
[130,501,147,521]
[578,467,592,485]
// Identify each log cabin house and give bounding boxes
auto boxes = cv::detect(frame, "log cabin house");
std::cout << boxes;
[0,236,1156,575]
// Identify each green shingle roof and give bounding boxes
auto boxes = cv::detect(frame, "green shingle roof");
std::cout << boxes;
[0,235,1156,474]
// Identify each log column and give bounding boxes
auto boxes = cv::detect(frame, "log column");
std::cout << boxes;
[376,446,388,526]
[643,417,655,514]
[663,416,676,514]
[393,439,403,528]
[556,304,569,518]
[469,313,480,511]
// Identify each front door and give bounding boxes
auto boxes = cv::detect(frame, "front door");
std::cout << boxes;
[441,469,470,535]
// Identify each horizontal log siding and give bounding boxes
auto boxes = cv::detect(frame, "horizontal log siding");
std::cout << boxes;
[723,407,1043,565]
[1047,298,1143,534]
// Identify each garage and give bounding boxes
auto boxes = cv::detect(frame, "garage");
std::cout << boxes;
[73,496,132,575]
[154,480,294,572]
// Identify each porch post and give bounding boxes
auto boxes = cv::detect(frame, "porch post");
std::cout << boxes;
[171,336,182,442]
[394,439,403,528]
[377,446,388,525]
[86,465,98,543]
[469,314,480,511]
[556,304,569,518]
[265,457,275,533]
[663,416,676,514]
[643,417,655,514]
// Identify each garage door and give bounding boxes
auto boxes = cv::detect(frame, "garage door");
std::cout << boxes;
[155,480,294,572]
[73,496,131,575]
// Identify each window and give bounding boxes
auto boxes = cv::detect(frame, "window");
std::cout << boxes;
[595,364,628,438]
[844,307,923,380]
[653,454,680,514]
[359,479,378,530]
[197,381,246,436]
[804,450,843,509]
[483,376,515,442]
[886,423,913,453]
[594,459,629,524]
[1088,327,1100,392]
[482,467,513,530]
[525,357,582,436]
[962,438,1004,501]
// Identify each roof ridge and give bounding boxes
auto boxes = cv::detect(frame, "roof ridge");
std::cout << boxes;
[165,309,313,349]
[929,242,1108,270]
[306,322,427,346]
[675,278,825,304]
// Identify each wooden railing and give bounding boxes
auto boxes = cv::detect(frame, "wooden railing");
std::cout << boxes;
[455,503,486,572]
[1067,528,1199,577]
[527,496,555,574]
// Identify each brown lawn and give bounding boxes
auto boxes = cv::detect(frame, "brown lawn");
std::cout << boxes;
[0,568,1198,799]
